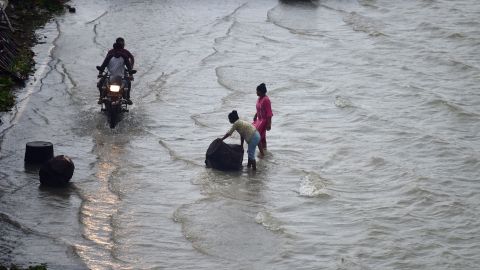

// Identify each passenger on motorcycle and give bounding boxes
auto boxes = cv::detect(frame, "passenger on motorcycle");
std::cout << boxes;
[111,37,134,68]
[102,38,135,93]
[113,37,135,97]
[97,42,134,105]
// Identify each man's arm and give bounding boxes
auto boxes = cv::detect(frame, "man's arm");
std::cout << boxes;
[221,132,231,141]
[124,49,134,68]
[122,55,132,72]
[98,54,113,72]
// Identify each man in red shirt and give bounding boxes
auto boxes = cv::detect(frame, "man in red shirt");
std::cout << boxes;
[97,37,135,105]
[108,37,134,68]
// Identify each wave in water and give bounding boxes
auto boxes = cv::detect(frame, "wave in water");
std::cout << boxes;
[297,173,330,198]
[343,11,386,37]
[255,211,285,232]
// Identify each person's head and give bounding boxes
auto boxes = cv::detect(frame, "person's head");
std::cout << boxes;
[115,37,125,48]
[256,83,267,97]
[112,43,123,57]
[113,42,122,50]
[228,110,239,124]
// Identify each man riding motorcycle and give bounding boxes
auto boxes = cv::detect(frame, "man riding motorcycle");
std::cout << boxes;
[112,37,134,68]
[97,42,134,105]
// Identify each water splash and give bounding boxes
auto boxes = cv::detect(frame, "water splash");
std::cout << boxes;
[335,95,353,108]
[298,174,329,198]
[255,211,284,233]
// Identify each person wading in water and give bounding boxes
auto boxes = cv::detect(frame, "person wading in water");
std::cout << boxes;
[253,83,273,153]
[221,110,264,170]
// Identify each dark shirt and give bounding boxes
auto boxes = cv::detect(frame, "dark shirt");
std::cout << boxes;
[99,49,132,73]
[107,48,134,67]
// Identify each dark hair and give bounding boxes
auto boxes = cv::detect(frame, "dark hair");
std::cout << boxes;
[256,83,267,94]
[228,110,239,123]
[113,42,122,50]
[115,37,125,49]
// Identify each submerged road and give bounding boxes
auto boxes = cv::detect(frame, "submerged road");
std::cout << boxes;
[1,0,480,269]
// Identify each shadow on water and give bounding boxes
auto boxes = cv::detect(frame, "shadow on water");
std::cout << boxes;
[38,184,78,200]
[279,0,319,8]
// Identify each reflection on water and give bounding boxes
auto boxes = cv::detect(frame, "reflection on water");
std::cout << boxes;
[74,133,128,269]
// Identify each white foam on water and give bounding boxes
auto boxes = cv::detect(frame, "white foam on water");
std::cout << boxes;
[298,174,328,198]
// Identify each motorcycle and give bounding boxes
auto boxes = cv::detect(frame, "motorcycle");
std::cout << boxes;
[96,67,136,128]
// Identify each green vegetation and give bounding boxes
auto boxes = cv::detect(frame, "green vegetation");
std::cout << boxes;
[0,0,67,111]
[0,76,14,111]
[10,48,35,76]
[33,0,66,13]
[10,0,66,13]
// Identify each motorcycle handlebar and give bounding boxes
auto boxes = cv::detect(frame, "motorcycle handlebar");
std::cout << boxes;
[97,68,136,78]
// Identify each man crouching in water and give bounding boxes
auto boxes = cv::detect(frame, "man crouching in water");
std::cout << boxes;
[221,110,264,170]
[97,42,134,105]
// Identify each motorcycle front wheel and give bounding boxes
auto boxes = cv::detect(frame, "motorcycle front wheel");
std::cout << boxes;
[108,103,118,129]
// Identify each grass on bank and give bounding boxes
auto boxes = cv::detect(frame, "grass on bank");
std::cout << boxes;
[0,0,67,112]
[0,48,34,111]
[0,76,14,111]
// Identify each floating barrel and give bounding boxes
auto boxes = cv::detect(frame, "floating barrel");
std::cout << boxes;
[24,141,54,164]
[39,155,75,187]
[205,139,244,171]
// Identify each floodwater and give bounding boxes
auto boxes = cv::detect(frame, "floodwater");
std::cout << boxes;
[1,0,480,269]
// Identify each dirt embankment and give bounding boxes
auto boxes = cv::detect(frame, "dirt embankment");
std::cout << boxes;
[0,0,71,112]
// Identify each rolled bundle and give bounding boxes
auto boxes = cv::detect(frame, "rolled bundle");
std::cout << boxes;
[205,139,244,171]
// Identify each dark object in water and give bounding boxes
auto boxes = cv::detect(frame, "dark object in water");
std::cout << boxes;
[39,155,75,187]
[205,139,244,171]
[24,141,54,164]
[279,0,319,8]
[65,4,76,13]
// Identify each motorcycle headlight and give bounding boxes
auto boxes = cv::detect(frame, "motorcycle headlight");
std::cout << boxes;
[109,85,120,92]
